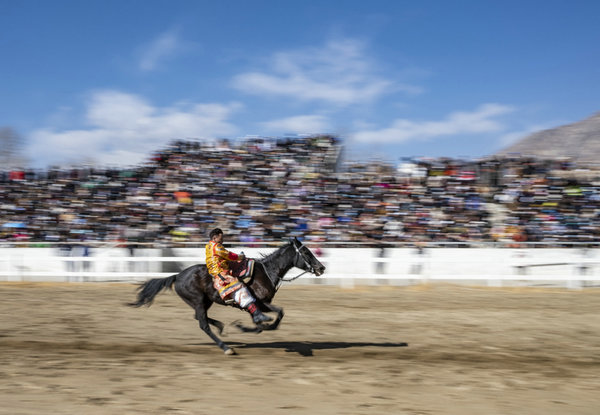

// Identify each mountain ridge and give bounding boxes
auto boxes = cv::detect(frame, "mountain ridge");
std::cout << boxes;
[497,112,600,164]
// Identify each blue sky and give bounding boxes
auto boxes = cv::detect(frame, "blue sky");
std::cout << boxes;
[1,0,599,167]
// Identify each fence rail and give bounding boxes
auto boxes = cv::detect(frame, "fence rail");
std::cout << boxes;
[2,245,600,288]
[2,241,600,248]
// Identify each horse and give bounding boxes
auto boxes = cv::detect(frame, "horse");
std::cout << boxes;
[129,237,326,355]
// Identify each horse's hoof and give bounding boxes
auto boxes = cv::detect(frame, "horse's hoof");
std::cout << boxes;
[224,348,236,356]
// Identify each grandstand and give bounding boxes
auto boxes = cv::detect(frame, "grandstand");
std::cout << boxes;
[1,134,600,247]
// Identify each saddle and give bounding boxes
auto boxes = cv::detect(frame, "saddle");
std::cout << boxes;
[231,258,255,283]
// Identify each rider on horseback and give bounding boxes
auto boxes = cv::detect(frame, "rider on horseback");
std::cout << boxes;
[205,228,272,324]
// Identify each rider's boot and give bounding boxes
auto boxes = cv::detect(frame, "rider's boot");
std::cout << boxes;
[247,302,272,324]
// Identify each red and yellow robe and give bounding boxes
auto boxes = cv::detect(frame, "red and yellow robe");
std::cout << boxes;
[205,241,243,299]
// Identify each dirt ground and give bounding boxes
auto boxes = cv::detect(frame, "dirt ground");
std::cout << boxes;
[0,282,599,415]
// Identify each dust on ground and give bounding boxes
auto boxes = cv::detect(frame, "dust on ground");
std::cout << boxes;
[0,282,599,415]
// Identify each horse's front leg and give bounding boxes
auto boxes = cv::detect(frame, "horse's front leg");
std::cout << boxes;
[233,302,283,333]
[260,303,284,331]
[196,305,235,355]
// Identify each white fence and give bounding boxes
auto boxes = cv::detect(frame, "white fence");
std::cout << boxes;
[1,244,600,288]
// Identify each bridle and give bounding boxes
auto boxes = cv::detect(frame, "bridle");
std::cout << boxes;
[279,241,319,284]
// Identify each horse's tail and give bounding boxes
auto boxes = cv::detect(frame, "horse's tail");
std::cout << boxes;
[128,273,177,307]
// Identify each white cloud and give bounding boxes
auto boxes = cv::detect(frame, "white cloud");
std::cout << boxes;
[351,104,515,144]
[138,30,183,71]
[232,38,418,105]
[260,115,331,134]
[27,90,240,167]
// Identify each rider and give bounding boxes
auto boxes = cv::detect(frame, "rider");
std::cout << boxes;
[205,228,272,324]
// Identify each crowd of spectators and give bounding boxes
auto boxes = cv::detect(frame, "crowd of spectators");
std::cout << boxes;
[488,158,600,245]
[1,135,600,247]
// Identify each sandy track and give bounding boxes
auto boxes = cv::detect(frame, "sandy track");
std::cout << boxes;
[1,282,599,414]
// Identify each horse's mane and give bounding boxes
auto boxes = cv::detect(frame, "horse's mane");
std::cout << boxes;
[258,240,293,263]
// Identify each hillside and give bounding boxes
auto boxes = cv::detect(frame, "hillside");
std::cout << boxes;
[497,112,600,165]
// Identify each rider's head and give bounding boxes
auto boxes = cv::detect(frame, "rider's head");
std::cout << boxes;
[209,228,224,243]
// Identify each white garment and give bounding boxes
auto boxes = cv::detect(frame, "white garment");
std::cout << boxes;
[233,286,255,308]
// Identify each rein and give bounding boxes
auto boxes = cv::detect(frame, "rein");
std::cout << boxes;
[281,270,309,283]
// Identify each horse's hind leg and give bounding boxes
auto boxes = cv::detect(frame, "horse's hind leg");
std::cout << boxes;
[207,317,225,335]
[194,309,224,335]
[196,305,235,355]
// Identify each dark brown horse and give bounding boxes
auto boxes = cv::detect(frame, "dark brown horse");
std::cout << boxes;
[129,238,325,355]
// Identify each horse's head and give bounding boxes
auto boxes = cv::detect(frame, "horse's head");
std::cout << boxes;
[290,237,326,276]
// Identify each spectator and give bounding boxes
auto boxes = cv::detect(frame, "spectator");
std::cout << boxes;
[1,137,599,246]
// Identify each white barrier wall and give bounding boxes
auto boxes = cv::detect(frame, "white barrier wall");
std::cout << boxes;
[1,246,599,288]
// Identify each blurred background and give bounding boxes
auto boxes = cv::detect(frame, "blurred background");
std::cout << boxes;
[2,134,600,247]
[1,1,600,283]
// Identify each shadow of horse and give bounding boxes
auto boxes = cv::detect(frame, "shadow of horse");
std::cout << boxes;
[2,339,406,358]
[202,341,409,356]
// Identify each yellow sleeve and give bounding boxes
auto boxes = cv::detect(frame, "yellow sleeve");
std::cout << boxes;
[214,243,239,261]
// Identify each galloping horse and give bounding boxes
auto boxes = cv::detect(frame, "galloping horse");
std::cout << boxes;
[130,237,325,355]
